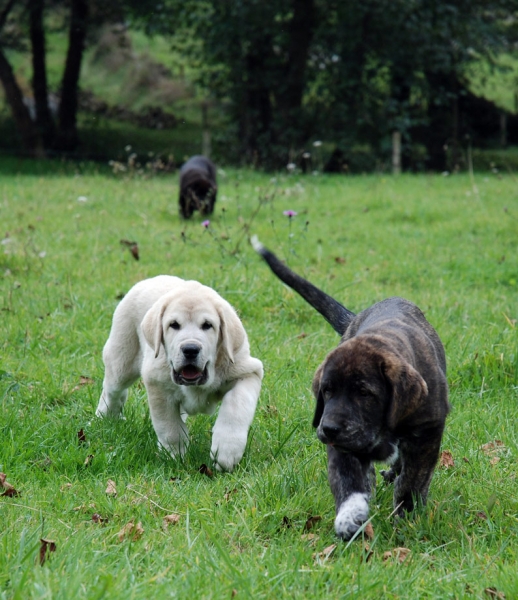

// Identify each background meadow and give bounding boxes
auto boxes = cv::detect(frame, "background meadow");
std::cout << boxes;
[0,162,517,599]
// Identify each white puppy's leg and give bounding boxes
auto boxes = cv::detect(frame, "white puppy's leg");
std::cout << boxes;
[211,373,262,471]
[96,387,129,418]
[145,383,189,458]
[96,320,142,418]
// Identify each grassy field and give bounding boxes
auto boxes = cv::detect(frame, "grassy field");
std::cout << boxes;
[0,161,517,599]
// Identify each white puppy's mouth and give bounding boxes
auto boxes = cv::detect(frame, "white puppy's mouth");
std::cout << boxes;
[173,364,208,386]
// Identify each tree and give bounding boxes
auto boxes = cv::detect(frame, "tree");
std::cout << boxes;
[0,0,89,156]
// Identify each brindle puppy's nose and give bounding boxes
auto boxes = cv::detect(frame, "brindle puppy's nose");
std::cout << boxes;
[321,423,340,441]
[182,344,201,360]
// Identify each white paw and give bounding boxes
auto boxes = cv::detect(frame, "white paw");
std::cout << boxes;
[210,435,246,472]
[334,493,370,540]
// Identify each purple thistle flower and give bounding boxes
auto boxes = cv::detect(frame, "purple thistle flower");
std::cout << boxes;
[202,220,210,228]
[283,210,298,218]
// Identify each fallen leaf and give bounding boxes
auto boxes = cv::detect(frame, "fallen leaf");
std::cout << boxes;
[301,533,319,546]
[0,472,20,497]
[92,513,107,524]
[476,511,488,521]
[117,521,144,542]
[296,332,308,339]
[313,543,337,564]
[72,376,95,392]
[105,479,117,496]
[484,587,506,599]
[198,464,213,478]
[163,514,180,528]
[480,440,506,456]
[39,538,56,566]
[304,515,322,531]
[334,256,346,264]
[362,543,374,562]
[84,454,94,466]
[383,547,411,564]
[120,239,139,261]
[60,483,72,492]
[77,429,87,444]
[439,450,455,468]
[490,457,501,466]
[223,488,238,502]
[281,516,292,528]
[363,522,375,540]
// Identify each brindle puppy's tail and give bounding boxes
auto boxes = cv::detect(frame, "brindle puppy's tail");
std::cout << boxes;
[251,236,355,335]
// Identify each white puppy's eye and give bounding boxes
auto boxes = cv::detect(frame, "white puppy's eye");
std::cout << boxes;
[170,321,181,330]
[201,321,213,331]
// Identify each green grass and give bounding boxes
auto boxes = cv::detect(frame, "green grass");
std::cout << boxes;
[1,164,517,599]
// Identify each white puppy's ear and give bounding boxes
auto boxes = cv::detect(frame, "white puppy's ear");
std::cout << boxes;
[217,301,245,364]
[141,300,168,358]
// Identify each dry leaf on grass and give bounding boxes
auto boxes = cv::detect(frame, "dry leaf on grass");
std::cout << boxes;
[0,472,20,497]
[476,511,488,521]
[439,450,455,468]
[480,440,506,456]
[105,479,117,496]
[198,464,213,478]
[313,543,337,564]
[363,522,375,540]
[383,547,411,564]
[490,457,501,466]
[304,515,322,531]
[163,514,181,528]
[39,538,56,566]
[77,429,87,444]
[84,454,94,466]
[72,376,95,392]
[117,521,144,542]
[120,239,139,261]
[92,513,107,524]
[224,488,238,502]
[301,533,319,546]
[484,587,506,599]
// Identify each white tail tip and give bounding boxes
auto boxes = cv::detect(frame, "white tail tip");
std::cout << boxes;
[250,235,265,253]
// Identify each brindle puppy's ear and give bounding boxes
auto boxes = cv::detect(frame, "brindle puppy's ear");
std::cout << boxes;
[383,354,428,430]
[312,363,325,428]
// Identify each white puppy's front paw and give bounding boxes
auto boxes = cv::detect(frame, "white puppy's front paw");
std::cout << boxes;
[210,435,246,472]
[157,433,189,460]
[334,493,370,540]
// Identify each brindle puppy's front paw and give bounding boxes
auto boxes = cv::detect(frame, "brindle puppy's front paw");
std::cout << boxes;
[334,493,370,540]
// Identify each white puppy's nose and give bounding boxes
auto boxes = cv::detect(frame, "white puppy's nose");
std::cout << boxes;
[182,343,201,360]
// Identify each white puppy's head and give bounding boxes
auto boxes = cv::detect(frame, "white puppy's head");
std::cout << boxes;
[141,281,245,387]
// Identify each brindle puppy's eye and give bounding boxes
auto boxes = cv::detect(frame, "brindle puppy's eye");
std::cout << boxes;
[358,387,371,397]
[201,321,213,331]
[170,321,180,330]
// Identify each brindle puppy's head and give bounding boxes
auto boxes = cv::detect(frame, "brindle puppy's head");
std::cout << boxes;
[312,335,428,458]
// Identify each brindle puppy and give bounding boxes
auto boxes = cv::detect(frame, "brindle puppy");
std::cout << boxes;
[179,155,217,219]
[252,237,449,540]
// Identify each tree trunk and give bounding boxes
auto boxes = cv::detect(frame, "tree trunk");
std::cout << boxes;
[56,0,88,152]
[0,47,43,156]
[30,0,56,150]
[392,130,401,175]
[279,0,315,117]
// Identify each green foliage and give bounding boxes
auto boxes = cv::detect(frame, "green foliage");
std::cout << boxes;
[1,165,517,599]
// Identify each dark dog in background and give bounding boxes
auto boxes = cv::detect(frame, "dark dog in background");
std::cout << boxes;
[179,155,217,219]
[251,236,449,540]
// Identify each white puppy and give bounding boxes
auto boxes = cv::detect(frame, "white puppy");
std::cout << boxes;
[96,275,263,471]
